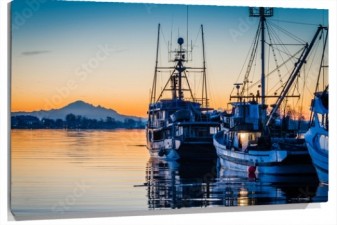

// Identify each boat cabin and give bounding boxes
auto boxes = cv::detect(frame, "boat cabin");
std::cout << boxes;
[221,101,263,131]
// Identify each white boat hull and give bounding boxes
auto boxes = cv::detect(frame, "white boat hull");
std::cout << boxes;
[214,131,316,175]
[305,128,328,184]
[218,157,315,175]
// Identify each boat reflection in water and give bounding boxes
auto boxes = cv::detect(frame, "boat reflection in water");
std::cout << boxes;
[215,168,326,206]
[146,158,218,209]
[145,158,327,209]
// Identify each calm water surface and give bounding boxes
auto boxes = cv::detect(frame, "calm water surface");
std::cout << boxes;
[11,129,328,219]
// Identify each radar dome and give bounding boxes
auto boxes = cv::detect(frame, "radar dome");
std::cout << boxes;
[177,37,184,45]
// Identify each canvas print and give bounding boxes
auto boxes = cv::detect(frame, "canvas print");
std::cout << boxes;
[10,0,329,220]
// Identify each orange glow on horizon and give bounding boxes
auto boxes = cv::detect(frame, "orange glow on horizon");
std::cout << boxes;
[11,96,150,118]
[11,95,313,120]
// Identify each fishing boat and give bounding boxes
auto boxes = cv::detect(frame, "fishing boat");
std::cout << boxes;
[304,24,329,184]
[214,100,315,175]
[146,24,220,161]
[213,7,327,174]
[305,87,329,184]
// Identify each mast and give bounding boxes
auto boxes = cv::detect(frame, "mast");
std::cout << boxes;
[186,5,189,61]
[150,23,160,104]
[178,37,184,100]
[260,8,266,110]
[201,24,208,108]
[266,25,327,126]
[155,26,206,104]
[315,28,329,93]
[249,7,273,127]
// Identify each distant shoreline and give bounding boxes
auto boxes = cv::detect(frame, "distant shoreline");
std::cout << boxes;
[11,114,146,130]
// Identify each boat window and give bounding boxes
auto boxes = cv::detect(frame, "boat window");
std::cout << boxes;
[318,134,328,151]
[176,126,183,136]
[165,130,171,138]
[224,133,229,143]
[191,127,208,137]
[318,114,329,130]
[238,133,249,151]
[210,126,219,134]
[153,130,163,141]
[148,131,152,142]
[234,107,241,118]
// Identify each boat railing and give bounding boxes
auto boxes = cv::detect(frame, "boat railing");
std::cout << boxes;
[148,119,166,128]
[150,100,201,110]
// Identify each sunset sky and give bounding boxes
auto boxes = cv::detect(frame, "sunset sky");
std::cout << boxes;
[11,0,328,117]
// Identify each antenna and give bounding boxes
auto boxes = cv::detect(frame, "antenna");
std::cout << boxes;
[150,23,160,104]
[186,5,189,61]
[201,24,208,108]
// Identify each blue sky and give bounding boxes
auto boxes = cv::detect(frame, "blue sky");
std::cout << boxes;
[11,0,328,117]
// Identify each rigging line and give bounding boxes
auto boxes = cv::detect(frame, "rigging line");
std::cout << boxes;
[299,65,306,119]
[268,23,306,75]
[196,71,203,101]
[267,24,292,70]
[251,50,257,88]
[305,34,321,86]
[267,22,298,62]
[207,66,217,109]
[269,18,321,26]
[236,22,261,84]
[248,46,305,91]
[160,28,169,53]
[291,80,301,117]
[156,67,176,102]
[303,77,315,101]
[240,22,261,96]
[264,43,304,58]
[183,70,195,101]
[315,28,328,92]
[268,21,307,44]
[266,22,304,60]
[266,23,293,75]
[267,41,271,94]
[194,28,201,47]
[247,39,258,96]
[274,64,299,98]
[267,55,302,98]
[267,73,289,95]
[291,76,300,96]
[303,75,316,99]
[301,51,311,94]
[189,70,200,99]
[229,23,260,98]
[266,22,284,88]
[265,43,305,46]
[194,70,196,97]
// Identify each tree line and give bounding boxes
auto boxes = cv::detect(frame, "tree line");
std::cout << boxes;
[11,114,145,129]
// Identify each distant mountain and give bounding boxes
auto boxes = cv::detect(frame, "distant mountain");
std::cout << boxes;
[12,100,146,122]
